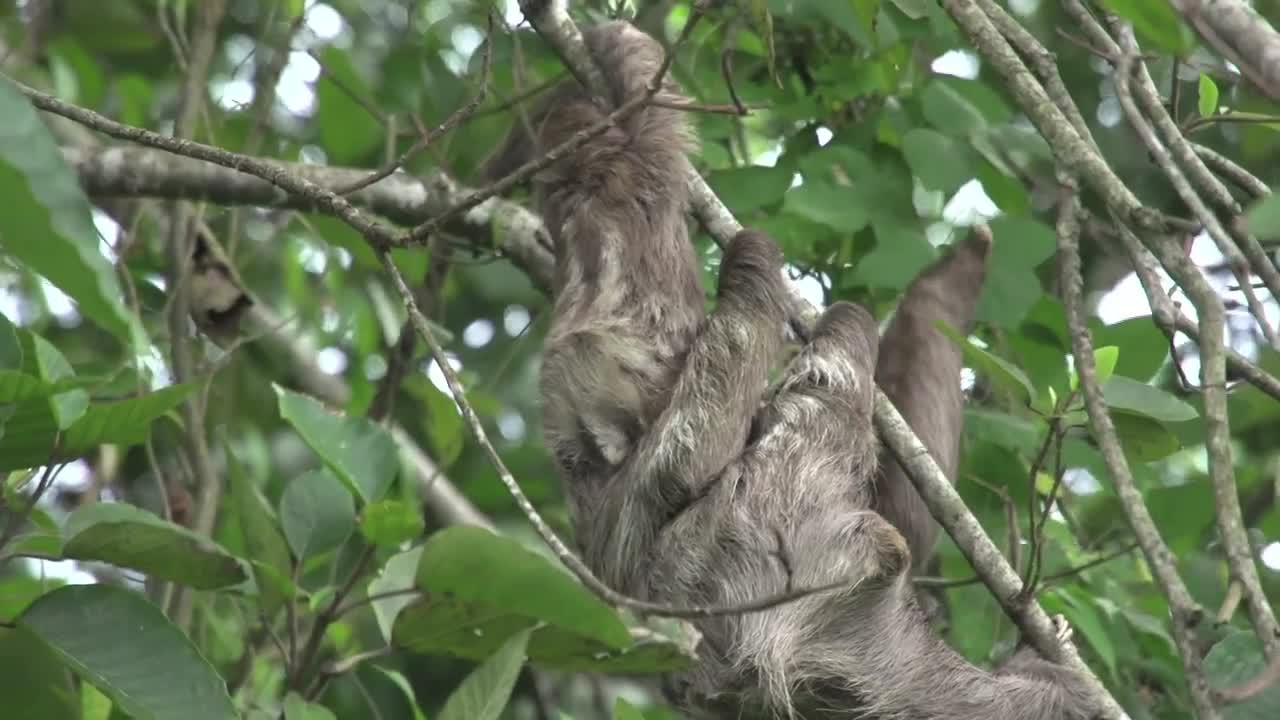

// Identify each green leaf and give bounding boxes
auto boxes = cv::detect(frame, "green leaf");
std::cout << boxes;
[63,502,247,589]
[1092,346,1120,386]
[1102,376,1197,422]
[0,312,20,370]
[18,585,235,720]
[0,382,194,472]
[1072,346,1119,392]
[707,165,793,213]
[276,386,399,502]
[436,629,530,720]
[0,626,80,720]
[415,527,630,648]
[784,180,868,232]
[283,692,337,720]
[1244,193,1280,240]
[921,76,1011,136]
[801,0,876,47]
[1205,629,1280,720]
[614,698,646,720]
[1198,74,1219,118]
[901,128,972,194]
[227,449,292,615]
[1097,0,1190,54]
[360,499,425,547]
[854,222,936,290]
[279,468,355,561]
[1111,411,1182,462]
[390,527,694,671]
[314,48,382,165]
[0,76,143,351]
[936,321,1036,407]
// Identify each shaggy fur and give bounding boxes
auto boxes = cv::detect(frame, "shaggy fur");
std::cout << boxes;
[485,20,1101,720]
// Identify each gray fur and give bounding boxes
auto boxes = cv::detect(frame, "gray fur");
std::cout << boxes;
[486,20,1101,720]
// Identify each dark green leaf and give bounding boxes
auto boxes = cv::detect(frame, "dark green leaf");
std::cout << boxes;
[784,181,868,232]
[922,77,1011,136]
[1097,0,1190,54]
[283,692,337,720]
[63,502,247,589]
[227,449,292,614]
[1111,411,1182,462]
[276,386,399,502]
[1205,629,1280,720]
[708,165,793,214]
[0,312,20,370]
[0,76,142,350]
[360,499,425,547]
[415,526,630,649]
[901,128,972,193]
[18,585,235,720]
[1244,193,1280,241]
[279,468,356,561]
[314,48,382,164]
[937,321,1036,407]
[1102,376,1197,422]
[436,629,530,720]
[0,626,80,720]
[0,383,195,472]
[854,222,936,290]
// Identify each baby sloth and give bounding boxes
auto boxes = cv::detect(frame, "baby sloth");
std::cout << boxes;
[486,19,1101,720]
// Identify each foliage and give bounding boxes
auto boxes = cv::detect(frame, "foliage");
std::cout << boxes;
[0,0,1277,718]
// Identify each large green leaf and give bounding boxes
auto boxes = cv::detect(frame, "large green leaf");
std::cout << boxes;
[314,47,383,165]
[901,128,972,194]
[283,693,337,720]
[0,76,142,351]
[276,386,398,502]
[279,467,356,561]
[1244,192,1280,241]
[360,498,425,547]
[0,627,80,720]
[708,165,793,214]
[784,180,868,232]
[1097,0,1191,54]
[436,629,530,720]
[0,382,194,472]
[227,449,293,614]
[62,502,246,589]
[18,585,235,720]
[415,526,630,648]
[1205,629,1280,720]
[393,527,695,673]
[1102,376,1198,422]
[936,321,1037,408]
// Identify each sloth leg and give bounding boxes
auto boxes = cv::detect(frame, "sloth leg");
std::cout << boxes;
[591,229,790,584]
[874,229,993,566]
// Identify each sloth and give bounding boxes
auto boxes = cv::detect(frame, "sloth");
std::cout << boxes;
[485,20,1101,720]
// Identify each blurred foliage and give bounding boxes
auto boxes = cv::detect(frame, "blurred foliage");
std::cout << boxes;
[0,0,1279,718]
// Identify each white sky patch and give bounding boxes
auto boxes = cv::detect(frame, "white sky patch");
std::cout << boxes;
[503,305,532,336]
[498,409,527,442]
[932,50,980,79]
[317,347,348,375]
[464,319,496,348]
[1262,542,1280,571]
